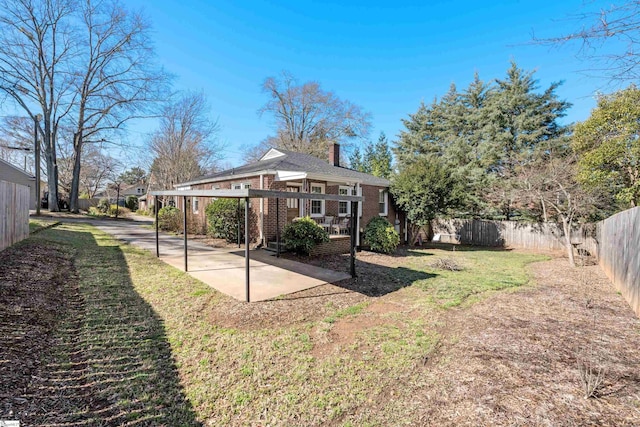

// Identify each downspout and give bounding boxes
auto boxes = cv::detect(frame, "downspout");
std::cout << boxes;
[259,173,264,245]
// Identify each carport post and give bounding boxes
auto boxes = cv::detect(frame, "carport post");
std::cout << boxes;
[350,201,357,278]
[155,201,159,257]
[276,197,280,258]
[237,199,241,248]
[183,195,188,272]
[245,197,250,302]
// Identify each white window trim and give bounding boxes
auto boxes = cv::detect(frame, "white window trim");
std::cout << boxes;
[232,182,251,190]
[379,189,388,216]
[310,182,325,217]
[192,196,199,214]
[338,186,353,217]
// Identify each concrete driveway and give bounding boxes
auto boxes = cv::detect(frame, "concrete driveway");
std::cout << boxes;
[90,216,350,302]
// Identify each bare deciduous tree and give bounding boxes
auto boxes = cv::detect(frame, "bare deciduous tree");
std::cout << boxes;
[516,141,607,267]
[67,0,168,212]
[255,71,371,160]
[533,1,640,82]
[58,141,116,199]
[149,92,221,190]
[0,0,75,211]
[0,116,35,173]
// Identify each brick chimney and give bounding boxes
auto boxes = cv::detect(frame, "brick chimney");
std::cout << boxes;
[328,143,340,166]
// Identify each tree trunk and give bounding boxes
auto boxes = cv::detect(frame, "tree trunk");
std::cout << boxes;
[69,133,82,213]
[44,119,60,212]
[561,216,575,267]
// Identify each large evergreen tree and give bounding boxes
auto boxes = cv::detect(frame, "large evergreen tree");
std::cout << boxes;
[393,62,571,219]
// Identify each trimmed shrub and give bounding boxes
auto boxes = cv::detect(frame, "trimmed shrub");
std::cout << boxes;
[282,216,330,256]
[158,206,182,232]
[363,217,399,254]
[205,198,245,242]
[97,198,110,214]
[108,204,131,217]
[125,195,138,211]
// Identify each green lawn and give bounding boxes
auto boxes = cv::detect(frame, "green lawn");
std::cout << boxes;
[29,223,547,426]
[28,218,58,233]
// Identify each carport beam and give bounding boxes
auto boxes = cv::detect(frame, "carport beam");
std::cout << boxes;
[245,197,250,302]
[183,195,188,272]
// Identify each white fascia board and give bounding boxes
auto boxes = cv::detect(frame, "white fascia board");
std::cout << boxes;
[275,170,307,181]
[174,170,276,187]
[305,172,362,186]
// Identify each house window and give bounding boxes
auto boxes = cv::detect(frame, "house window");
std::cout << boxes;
[338,186,353,216]
[287,186,299,209]
[193,197,199,213]
[379,189,388,216]
[232,183,251,190]
[310,183,325,217]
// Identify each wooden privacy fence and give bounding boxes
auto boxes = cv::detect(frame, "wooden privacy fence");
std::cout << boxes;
[432,218,598,253]
[77,198,100,211]
[432,212,639,317]
[0,180,30,252]
[596,207,640,317]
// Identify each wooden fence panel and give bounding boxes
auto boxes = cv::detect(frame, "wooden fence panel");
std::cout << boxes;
[432,219,598,253]
[596,207,640,317]
[77,198,100,210]
[0,180,30,252]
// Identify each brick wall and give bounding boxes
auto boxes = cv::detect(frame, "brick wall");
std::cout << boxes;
[175,176,406,246]
[309,236,351,256]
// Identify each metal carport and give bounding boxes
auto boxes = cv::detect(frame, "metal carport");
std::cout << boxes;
[150,188,363,302]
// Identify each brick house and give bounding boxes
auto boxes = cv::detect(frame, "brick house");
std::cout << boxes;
[172,144,405,250]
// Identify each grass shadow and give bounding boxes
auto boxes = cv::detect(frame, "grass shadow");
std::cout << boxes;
[20,225,202,426]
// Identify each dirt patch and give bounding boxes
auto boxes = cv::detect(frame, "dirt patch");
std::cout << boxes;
[386,259,640,426]
[0,238,75,422]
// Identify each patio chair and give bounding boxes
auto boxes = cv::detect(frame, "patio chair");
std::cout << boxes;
[318,216,334,233]
[333,217,350,235]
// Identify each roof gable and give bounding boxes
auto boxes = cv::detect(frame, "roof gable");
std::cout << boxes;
[0,158,35,180]
[178,148,390,187]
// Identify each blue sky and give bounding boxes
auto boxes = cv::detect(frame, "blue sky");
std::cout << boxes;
[8,1,629,168]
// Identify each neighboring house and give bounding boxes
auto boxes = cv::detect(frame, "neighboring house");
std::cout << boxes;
[0,158,37,209]
[121,182,147,203]
[95,182,146,206]
[173,144,405,248]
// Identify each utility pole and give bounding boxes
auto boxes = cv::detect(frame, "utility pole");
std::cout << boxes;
[34,114,42,215]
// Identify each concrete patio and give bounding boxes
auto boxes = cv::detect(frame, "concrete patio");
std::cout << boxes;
[91,217,350,302]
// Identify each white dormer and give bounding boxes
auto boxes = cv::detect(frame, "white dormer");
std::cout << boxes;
[260,148,286,161]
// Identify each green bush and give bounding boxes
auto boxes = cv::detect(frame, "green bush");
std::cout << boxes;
[205,198,245,242]
[108,204,131,217]
[125,195,138,211]
[87,206,102,217]
[282,216,330,256]
[363,217,399,254]
[158,206,182,232]
[97,198,110,214]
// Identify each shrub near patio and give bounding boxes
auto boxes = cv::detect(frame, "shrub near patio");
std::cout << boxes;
[363,216,400,254]
[205,198,245,242]
[282,216,330,255]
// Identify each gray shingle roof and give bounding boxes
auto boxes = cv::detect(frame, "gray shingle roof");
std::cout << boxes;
[181,148,390,187]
